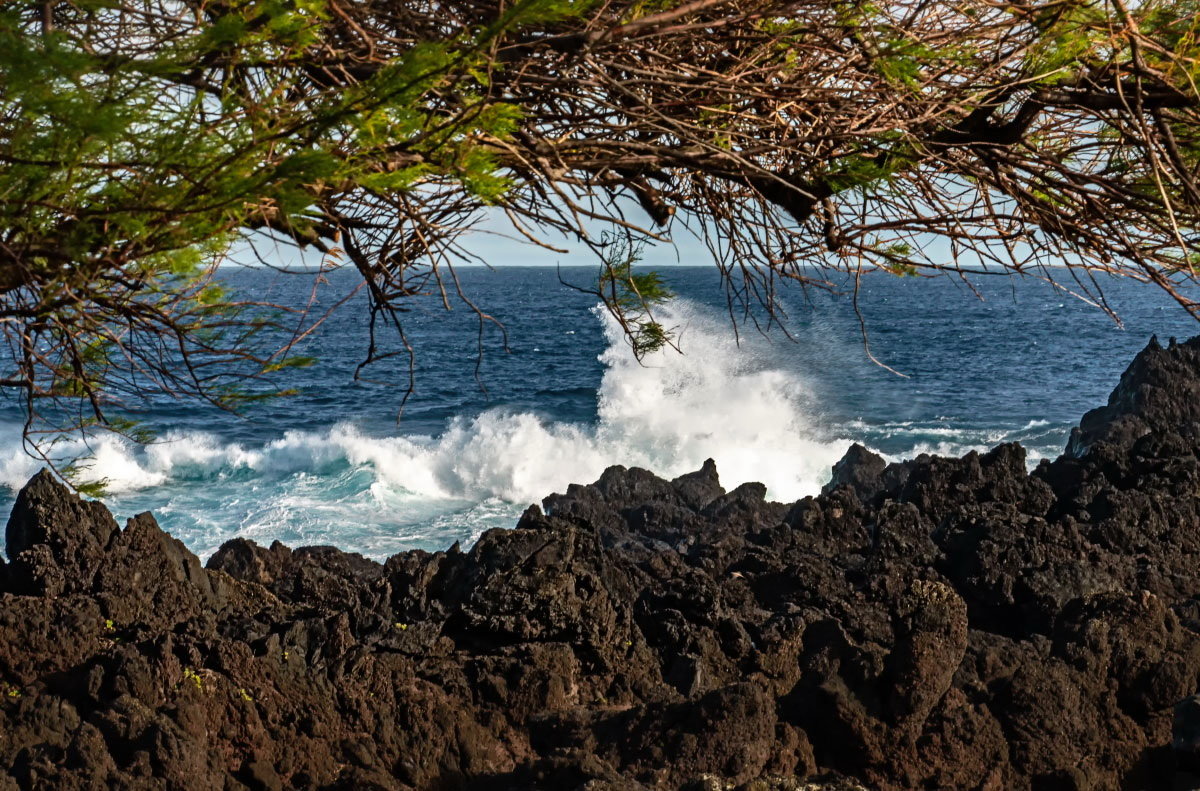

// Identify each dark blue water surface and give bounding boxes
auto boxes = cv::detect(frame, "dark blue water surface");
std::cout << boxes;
[2,266,1197,559]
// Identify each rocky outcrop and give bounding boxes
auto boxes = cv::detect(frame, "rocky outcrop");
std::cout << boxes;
[6,337,1200,789]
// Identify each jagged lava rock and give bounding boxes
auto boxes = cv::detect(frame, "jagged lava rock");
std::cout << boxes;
[4,336,1200,788]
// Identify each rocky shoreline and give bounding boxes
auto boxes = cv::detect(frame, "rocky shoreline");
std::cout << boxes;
[6,337,1200,789]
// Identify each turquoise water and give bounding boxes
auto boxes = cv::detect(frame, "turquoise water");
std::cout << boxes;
[2,266,1196,559]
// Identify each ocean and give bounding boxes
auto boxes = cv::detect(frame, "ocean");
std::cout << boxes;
[1,265,1196,560]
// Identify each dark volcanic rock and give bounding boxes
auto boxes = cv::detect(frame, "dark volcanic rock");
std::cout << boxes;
[822,443,887,504]
[5,469,119,596]
[1066,334,1200,458]
[6,335,1200,789]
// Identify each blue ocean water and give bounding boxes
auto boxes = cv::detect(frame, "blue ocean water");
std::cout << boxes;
[2,265,1197,559]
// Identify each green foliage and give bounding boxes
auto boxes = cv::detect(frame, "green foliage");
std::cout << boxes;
[597,235,675,358]
[829,1,973,90]
[60,460,110,499]
[873,36,946,90]
[8,0,1197,475]
[825,149,910,193]
[263,355,318,374]
[1022,1,1108,83]
[0,0,592,474]
[0,0,570,285]
[73,480,110,499]
[884,262,919,277]
[1139,0,1200,85]
[866,239,920,276]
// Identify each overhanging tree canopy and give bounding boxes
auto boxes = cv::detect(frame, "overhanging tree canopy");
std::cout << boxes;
[4,0,1200,458]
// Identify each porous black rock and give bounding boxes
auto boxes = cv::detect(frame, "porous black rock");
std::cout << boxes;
[1066,334,1200,458]
[3,336,1200,789]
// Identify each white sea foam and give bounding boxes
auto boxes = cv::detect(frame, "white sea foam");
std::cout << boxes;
[3,300,1087,562]
[880,442,1051,468]
[0,300,1083,558]
[0,302,852,529]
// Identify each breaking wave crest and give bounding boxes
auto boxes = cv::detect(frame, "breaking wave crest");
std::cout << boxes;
[0,302,853,557]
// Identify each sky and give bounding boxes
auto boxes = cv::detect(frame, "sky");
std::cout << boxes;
[224,201,1017,275]
[226,203,718,271]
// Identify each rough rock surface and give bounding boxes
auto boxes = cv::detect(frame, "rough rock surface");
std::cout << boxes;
[7,337,1200,789]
